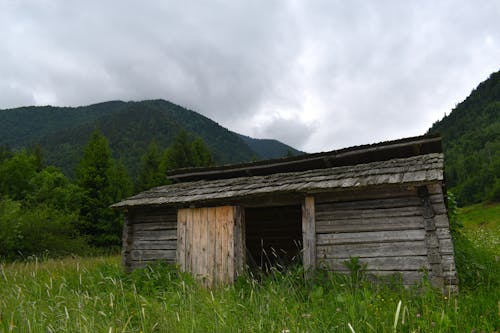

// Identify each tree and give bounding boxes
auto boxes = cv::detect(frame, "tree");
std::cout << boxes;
[76,129,123,247]
[110,159,133,202]
[162,130,193,170]
[191,137,213,167]
[0,150,37,200]
[136,141,166,192]
[162,130,213,171]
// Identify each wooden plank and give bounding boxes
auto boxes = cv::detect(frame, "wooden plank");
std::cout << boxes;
[132,222,177,231]
[220,206,231,284]
[132,216,177,224]
[317,241,427,259]
[302,196,316,271]
[320,256,430,271]
[185,208,193,273]
[427,183,443,195]
[433,214,450,228]
[317,229,425,245]
[226,207,235,283]
[191,208,201,279]
[133,229,177,241]
[314,185,417,204]
[441,255,457,272]
[205,207,216,286]
[316,197,422,211]
[129,249,176,261]
[316,216,423,233]
[439,238,455,255]
[315,206,423,219]
[326,270,425,284]
[121,211,132,270]
[131,240,177,250]
[431,202,447,215]
[215,207,223,284]
[233,206,245,277]
[177,209,186,270]
[436,228,451,240]
[199,207,209,283]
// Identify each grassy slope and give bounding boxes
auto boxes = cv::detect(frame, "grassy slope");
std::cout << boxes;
[0,204,498,332]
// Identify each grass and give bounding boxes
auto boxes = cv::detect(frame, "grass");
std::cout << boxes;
[0,203,498,332]
[458,202,500,254]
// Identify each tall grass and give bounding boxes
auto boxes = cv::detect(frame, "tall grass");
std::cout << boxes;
[0,254,498,332]
[0,202,498,332]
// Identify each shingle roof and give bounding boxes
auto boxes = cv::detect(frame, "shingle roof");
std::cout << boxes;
[168,134,442,182]
[112,153,444,208]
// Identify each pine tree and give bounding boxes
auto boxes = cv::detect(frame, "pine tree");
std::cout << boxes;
[162,130,213,171]
[136,141,166,192]
[76,129,123,247]
[163,130,193,170]
[191,137,213,167]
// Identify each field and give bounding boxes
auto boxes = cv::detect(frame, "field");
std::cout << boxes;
[0,204,498,332]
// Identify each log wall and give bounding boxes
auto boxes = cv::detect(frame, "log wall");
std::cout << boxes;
[315,183,458,289]
[123,206,177,271]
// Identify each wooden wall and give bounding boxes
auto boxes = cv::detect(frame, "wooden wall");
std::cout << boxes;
[122,206,177,271]
[121,182,457,291]
[177,206,245,286]
[315,183,457,290]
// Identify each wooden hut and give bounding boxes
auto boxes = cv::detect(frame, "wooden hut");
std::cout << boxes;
[112,134,458,291]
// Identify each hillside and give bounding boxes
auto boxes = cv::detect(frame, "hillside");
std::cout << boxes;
[428,70,500,205]
[237,134,301,159]
[0,100,302,176]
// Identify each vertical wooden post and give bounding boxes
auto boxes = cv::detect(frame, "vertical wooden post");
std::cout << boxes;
[177,209,187,271]
[233,206,245,277]
[418,186,444,289]
[302,196,316,275]
[121,210,133,272]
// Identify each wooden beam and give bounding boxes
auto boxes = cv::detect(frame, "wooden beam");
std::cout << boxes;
[302,196,316,274]
[121,210,133,272]
[233,206,245,277]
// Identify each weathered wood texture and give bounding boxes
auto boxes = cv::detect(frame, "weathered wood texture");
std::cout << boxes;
[177,206,245,286]
[124,207,177,271]
[302,196,316,272]
[121,211,133,271]
[113,153,444,208]
[245,205,302,270]
[418,184,458,290]
[315,184,458,289]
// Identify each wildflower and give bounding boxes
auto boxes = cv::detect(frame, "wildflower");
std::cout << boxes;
[336,307,341,312]
[416,313,421,318]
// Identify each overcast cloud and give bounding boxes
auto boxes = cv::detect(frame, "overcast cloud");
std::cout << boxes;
[1,0,499,152]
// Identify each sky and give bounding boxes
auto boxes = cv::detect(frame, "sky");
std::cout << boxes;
[1,1,499,153]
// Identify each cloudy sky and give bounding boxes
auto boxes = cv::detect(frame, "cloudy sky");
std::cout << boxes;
[1,1,499,152]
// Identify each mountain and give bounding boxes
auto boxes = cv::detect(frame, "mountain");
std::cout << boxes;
[428,70,500,205]
[0,99,303,176]
[237,134,301,159]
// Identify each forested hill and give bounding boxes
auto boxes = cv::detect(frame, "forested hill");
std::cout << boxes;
[428,70,500,205]
[0,99,302,176]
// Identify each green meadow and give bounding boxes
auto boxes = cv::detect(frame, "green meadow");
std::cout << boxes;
[0,204,498,333]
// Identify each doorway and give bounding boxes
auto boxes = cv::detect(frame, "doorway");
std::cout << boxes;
[245,205,302,271]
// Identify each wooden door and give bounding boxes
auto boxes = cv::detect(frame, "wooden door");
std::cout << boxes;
[177,206,244,286]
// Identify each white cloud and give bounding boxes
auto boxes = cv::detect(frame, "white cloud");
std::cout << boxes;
[0,0,499,152]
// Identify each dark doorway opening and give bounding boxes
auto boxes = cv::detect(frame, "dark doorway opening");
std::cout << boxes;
[245,205,302,271]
